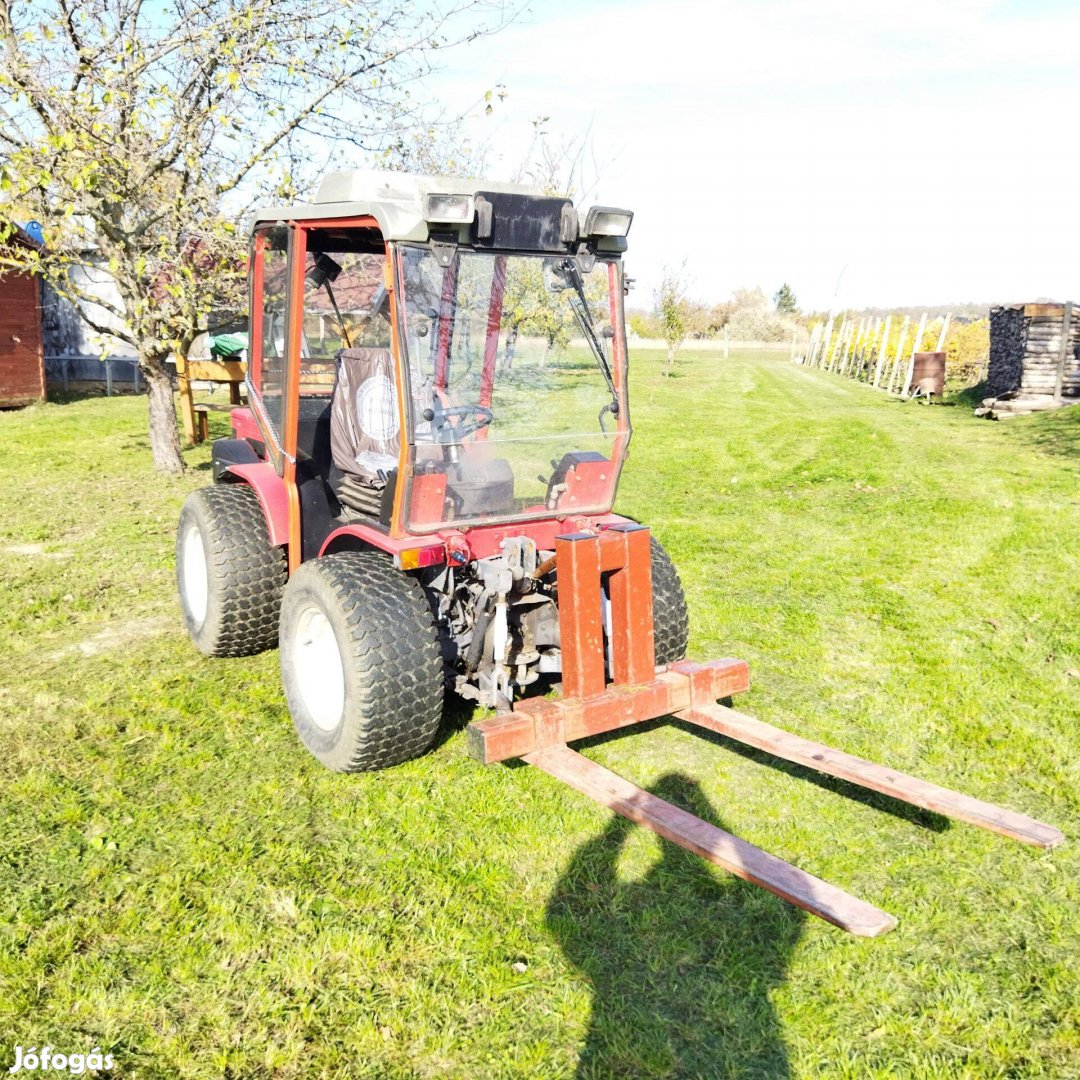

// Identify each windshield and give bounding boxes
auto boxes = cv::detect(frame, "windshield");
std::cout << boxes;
[397,245,630,532]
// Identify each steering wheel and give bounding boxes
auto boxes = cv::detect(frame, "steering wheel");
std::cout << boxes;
[423,397,494,443]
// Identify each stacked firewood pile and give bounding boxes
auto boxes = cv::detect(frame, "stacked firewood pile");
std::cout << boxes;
[978,303,1080,418]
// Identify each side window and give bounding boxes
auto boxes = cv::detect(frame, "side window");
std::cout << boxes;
[302,251,390,357]
[257,229,290,444]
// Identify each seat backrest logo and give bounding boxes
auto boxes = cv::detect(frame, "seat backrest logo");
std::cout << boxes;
[355,374,399,444]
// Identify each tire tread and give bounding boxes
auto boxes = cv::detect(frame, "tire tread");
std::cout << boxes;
[650,535,690,665]
[281,552,444,772]
[178,485,285,657]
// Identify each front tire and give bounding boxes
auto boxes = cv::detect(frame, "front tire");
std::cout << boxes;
[279,552,444,772]
[650,535,690,665]
[176,485,286,657]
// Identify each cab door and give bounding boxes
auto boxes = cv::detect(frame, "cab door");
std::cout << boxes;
[248,225,295,473]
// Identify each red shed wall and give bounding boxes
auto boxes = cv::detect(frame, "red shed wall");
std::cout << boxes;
[0,271,45,406]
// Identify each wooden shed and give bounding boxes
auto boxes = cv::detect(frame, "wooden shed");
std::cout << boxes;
[0,225,46,407]
[982,302,1080,416]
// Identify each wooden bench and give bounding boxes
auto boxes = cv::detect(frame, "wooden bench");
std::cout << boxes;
[177,356,245,445]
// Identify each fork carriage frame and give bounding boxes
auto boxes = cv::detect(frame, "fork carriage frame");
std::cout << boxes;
[465,524,1062,937]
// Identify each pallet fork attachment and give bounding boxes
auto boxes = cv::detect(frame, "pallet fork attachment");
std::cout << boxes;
[466,526,1063,937]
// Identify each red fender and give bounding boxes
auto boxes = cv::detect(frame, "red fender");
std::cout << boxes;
[223,462,289,547]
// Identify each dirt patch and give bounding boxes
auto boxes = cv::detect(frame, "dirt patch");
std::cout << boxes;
[47,615,173,660]
[3,543,72,559]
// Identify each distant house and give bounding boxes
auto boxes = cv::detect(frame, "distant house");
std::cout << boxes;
[0,224,46,407]
[41,261,136,360]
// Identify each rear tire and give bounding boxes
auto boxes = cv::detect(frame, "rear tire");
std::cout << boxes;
[176,485,286,657]
[279,552,444,772]
[650,535,690,665]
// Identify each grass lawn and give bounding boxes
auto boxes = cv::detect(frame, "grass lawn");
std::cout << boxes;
[1,349,1077,1079]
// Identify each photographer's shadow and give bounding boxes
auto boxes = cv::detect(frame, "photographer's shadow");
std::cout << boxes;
[547,773,805,1079]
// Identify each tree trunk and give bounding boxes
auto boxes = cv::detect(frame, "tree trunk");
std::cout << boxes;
[501,324,518,372]
[142,352,185,475]
[666,344,676,372]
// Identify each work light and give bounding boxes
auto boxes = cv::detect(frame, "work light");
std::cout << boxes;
[424,193,475,224]
[584,206,633,238]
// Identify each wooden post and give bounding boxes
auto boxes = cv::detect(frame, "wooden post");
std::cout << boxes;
[888,316,910,394]
[902,312,928,396]
[176,351,198,445]
[821,314,835,370]
[867,318,883,379]
[856,318,876,381]
[832,319,847,373]
[827,316,847,371]
[844,318,860,374]
[837,318,853,372]
[1054,302,1073,403]
[935,312,952,353]
[839,318,858,375]
[851,317,869,376]
[873,315,892,387]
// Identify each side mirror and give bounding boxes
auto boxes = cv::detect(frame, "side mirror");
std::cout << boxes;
[306,252,343,290]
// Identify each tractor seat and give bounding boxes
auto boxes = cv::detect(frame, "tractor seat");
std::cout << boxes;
[329,347,401,517]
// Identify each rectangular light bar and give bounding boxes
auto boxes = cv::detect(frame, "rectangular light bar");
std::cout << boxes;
[584,205,634,238]
[424,193,475,224]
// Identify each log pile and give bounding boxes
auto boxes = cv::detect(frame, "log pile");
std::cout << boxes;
[981,303,1080,417]
[986,305,1026,397]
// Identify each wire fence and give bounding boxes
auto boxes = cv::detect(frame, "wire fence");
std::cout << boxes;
[44,354,145,395]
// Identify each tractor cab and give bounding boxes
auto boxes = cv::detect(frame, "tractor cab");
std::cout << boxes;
[230,170,635,562]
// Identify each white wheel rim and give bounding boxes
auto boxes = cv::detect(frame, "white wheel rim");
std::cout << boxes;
[182,524,209,627]
[292,604,346,732]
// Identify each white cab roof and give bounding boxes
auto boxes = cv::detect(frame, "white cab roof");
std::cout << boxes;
[253,169,550,242]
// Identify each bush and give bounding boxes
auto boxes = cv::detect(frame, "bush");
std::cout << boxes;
[946,318,989,386]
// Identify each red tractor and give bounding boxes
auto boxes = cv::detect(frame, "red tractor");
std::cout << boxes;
[177,170,1059,936]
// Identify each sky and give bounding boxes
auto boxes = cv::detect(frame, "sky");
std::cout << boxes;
[427,0,1080,311]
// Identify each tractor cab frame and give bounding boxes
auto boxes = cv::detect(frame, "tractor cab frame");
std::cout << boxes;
[216,170,635,577]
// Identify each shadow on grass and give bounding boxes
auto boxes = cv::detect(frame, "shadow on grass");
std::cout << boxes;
[573,714,950,833]
[945,380,988,409]
[1004,402,1080,460]
[548,772,804,1079]
[46,388,129,405]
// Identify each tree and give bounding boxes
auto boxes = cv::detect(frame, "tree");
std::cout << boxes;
[0,0,506,474]
[627,310,660,339]
[774,283,797,314]
[655,264,693,372]
[733,286,768,312]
